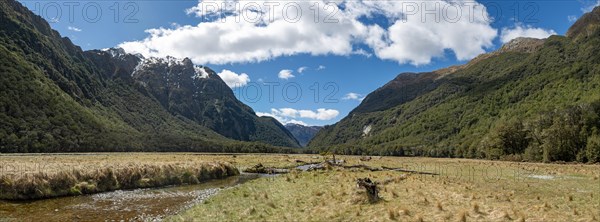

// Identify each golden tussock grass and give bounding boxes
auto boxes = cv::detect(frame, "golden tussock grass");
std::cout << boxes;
[4,153,597,221]
[0,156,238,200]
[170,155,600,222]
[457,210,468,222]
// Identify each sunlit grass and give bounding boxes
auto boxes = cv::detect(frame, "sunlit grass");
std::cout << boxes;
[170,155,600,221]
[1,153,598,220]
[0,153,245,200]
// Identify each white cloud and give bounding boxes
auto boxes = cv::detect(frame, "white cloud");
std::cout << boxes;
[298,109,339,120]
[287,119,308,126]
[68,26,82,32]
[317,65,326,70]
[120,0,363,65]
[500,25,557,43]
[278,69,295,80]
[365,1,497,65]
[256,112,305,125]
[568,15,578,23]
[352,48,372,57]
[257,108,339,124]
[277,108,300,118]
[119,0,499,66]
[297,66,308,73]
[217,69,250,88]
[342,92,364,101]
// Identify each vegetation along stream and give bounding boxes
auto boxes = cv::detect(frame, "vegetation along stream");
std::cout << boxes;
[0,173,264,221]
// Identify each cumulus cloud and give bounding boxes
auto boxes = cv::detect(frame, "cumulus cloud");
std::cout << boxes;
[257,108,339,124]
[68,26,82,32]
[278,69,295,80]
[120,0,363,64]
[119,0,499,65]
[364,1,497,65]
[500,25,557,43]
[297,109,339,120]
[317,65,326,70]
[342,92,364,101]
[217,69,250,88]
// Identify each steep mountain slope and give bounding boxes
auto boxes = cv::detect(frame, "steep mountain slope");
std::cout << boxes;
[0,0,299,152]
[310,8,600,162]
[86,49,300,147]
[285,124,322,147]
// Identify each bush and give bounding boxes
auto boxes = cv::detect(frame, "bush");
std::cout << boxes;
[586,135,600,163]
[523,144,544,162]
[494,120,531,155]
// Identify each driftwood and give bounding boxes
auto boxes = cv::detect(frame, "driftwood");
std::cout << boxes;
[243,162,438,176]
[381,166,439,175]
[340,164,439,175]
[243,163,290,174]
[356,178,379,203]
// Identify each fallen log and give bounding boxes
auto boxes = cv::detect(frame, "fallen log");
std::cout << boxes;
[340,165,439,175]
[356,178,379,203]
[243,163,290,174]
[381,166,439,175]
[243,162,438,175]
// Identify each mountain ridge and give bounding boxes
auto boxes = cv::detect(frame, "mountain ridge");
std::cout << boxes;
[284,123,322,147]
[0,0,300,152]
[309,7,600,162]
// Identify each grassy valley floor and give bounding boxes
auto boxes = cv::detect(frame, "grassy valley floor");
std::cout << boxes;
[0,153,598,221]
[171,155,600,222]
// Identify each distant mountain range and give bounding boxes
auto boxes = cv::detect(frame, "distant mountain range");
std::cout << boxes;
[0,0,300,152]
[284,124,322,147]
[309,7,600,163]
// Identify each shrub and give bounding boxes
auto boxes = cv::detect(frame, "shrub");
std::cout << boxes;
[586,134,600,163]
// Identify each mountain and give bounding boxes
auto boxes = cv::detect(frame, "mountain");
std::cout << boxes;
[285,124,322,147]
[85,49,300,148]
[309,8,600,163]
[0,0,299,152]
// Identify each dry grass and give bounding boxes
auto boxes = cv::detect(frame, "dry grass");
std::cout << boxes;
[2,153,598,220]
[167,155,600,222]
[0,154,242,200]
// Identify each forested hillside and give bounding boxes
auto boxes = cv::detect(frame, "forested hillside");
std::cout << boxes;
[0,0,300,152]
[310,7,600,162]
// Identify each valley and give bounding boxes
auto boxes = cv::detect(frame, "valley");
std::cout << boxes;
[1,0,600,221]
[1,153,598,221]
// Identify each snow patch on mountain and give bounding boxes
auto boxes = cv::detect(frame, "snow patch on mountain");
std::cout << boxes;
[193,66,210,79]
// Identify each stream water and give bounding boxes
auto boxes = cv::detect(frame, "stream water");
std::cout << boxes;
[0,173,263,221]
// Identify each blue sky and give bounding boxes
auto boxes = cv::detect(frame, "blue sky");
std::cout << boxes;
[19,0,600,126]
